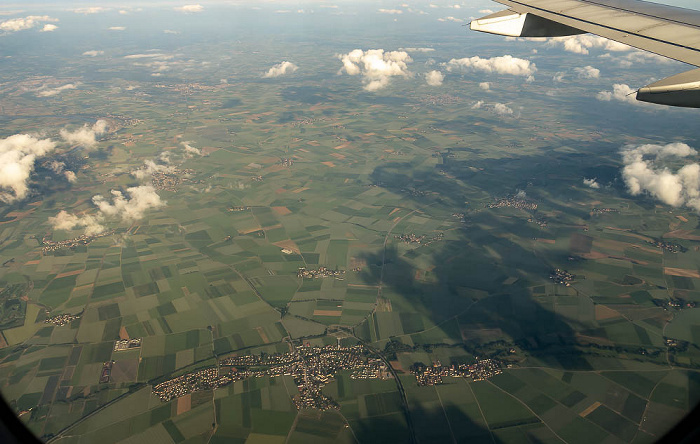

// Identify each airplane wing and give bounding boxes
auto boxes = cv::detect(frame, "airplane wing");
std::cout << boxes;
[470,0,700,107]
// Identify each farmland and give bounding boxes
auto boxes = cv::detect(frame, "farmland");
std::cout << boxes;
[0,3,700,443]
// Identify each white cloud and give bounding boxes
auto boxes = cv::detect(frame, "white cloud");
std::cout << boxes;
[93,186,165,222]
[182,141,202,157]
[337,49,413,91]
[0,134,56,202]
[553,72,566,82]
[72,7,109,14]
[0,15,58,33]
[36,83,77,97]
[64,170,77,182]
[124,53,174,74]
[596,83,637,104]
[479,82,490,90]
[50,185,165,234]
[124,53,172,59]
[60,120,108,148]
[445,55,536,77]
[378,9,402,14]
[493,103,513,115]
[108,26,125,31]
[82,50,104,57]
[400,47,435,53]
[175,5,203,13]
[438,16,464,23]
[49,211,105,235]
[620,143,700,212]
[547,35,631,55]
[48,160,66,174]
[615,50,674,68]
[263,61,299,78]
[471,101,514,116]
[40,24,57,32]
[425,70,444,86]
[479,9,495,14]
[132,159,174,180]
[574,65,600,79]
[164,29,179,34]
[583,178,600,189]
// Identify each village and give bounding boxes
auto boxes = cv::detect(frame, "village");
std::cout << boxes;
[409,358,503,386]
[488,195,538,211]
[42,230,114,253]
[550,268,575,286]
[394,232,444,246]
[297,267,345,279]
[44,312,81,327]
[153,343,390,409]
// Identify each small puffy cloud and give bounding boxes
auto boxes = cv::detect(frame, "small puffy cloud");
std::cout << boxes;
[0,15,58,33]
[615,50,674,68]
[479,82,490,90]
[49,211,105,235]
[547,35,631,55]
[124,53,174,75]
[93,185,165,222]
[263,61,299,78]
[479,9,495,14]
[596,83,637,104]
[378,9,402,14]
[83,50,104,57]
[48,160,66,174]
[36,83,77,97]
[574,65,600,79]
[425,70,444,86]
[64,171,77,182]
[175,5,203,13]
[40,24,57,32]
[583,178,600,189]
[337,49,412,91]
[400,47,435,53]
[553,72,566,82]
[60,120,108,148]
[73,7,109,14]
[132,159,174,180]
[50,185,164,235]
[493,103,513,115]
[445,55,536,77]
[124,53,172,59]
[182,141,202,157]
[438,16,464,22]
[108,26,125,31]
[620,143,700,211]
[0,134,56,202]
[471,101,513,116]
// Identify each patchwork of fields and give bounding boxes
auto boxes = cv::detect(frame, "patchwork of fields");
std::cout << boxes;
[1,11,700,443]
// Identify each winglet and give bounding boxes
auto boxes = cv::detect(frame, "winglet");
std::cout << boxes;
[637,68,700,108]
[470,9,584,38]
